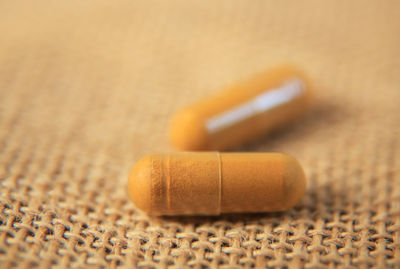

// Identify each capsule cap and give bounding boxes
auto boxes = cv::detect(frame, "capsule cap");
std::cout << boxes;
[128,153,222,216]
[169,109,209,151]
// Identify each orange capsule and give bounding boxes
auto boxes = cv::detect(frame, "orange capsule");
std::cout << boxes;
[170,65,312,150]
[128,152,306,216]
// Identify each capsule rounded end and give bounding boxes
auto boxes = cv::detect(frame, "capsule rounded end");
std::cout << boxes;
[280,154,307,210]
[128,155,153,214]
[169,109,209,151]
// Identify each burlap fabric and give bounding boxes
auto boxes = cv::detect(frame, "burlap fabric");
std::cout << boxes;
[1,1,399,268]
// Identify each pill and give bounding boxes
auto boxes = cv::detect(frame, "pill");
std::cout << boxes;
[128,152,306,216]
[169,65,312,150]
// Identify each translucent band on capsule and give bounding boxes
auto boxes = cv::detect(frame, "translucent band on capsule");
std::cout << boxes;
[205,78,305,134]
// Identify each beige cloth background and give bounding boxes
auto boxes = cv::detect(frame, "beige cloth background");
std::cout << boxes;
[1,0,399,268]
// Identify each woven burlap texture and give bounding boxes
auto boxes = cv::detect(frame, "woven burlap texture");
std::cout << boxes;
[1,0,399,268]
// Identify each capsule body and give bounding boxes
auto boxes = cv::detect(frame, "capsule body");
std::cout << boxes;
[128,152,306,216]
[170,65,312,150]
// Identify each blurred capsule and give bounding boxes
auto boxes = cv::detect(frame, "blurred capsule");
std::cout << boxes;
[170,65,312,150]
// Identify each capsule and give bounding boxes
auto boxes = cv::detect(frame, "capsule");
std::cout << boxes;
[128,152,306,216]
[169,65,312,150]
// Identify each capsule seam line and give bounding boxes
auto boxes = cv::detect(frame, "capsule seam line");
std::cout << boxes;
[166,154,171,214]
[216,152,222,214]
[150,155,153,215]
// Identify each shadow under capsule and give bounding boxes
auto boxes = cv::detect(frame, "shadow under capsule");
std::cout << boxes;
[157,211,285,225]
